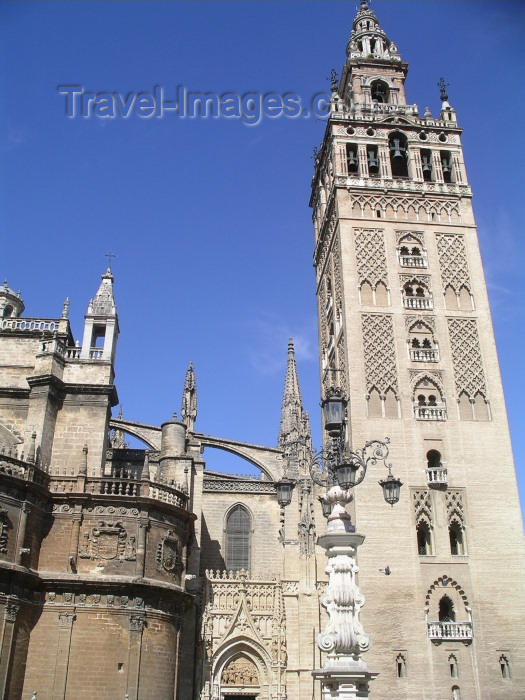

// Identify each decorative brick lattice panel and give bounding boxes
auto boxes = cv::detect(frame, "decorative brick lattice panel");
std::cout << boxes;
[354,228,388,287]
[413,490,433,525]
[361,315,398,395]
[447,319,487,398]
[332,238,343,311]
[436,234,471,293]
[446,491,465,527]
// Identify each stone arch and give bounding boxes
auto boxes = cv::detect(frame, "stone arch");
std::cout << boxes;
[424,575,471,619]
[212,637,273,700]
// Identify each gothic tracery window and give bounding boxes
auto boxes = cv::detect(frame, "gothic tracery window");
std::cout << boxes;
[225,504,251,572]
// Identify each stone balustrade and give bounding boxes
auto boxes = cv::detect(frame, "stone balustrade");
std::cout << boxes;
[403,296,433,310]
[0,453,50,488]
[426,467,448,486]
[410,348,439,362]
[399,255,427,268]
[0,317,61,332]
[427,621,473,641]
[414,406,447,421]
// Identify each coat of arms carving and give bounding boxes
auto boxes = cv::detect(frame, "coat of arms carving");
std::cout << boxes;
[156,529,182,574]
[79,521,136,562]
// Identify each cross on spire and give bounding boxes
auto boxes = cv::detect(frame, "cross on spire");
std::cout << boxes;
[104,250,117,269]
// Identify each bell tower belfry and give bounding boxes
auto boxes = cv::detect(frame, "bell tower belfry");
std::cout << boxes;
[310,2,525,698]
[81,266,119,364]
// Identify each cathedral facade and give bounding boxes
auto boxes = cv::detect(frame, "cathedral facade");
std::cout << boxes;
[0,3,524,700]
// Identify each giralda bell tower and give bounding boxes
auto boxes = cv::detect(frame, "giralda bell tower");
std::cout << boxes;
[310,2,525,697]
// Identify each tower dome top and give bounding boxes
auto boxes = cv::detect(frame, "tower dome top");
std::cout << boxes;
[0,279,25,318]
[346,0,400,61]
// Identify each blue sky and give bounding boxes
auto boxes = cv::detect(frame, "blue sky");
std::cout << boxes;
[1,1,524,514]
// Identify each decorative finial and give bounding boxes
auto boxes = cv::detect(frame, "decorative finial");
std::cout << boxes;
[360,0,370,9]
[424,106,432,118]
[437,77,450,102]
[104,250,117,270]
[328,69,339,92]
[62,297,70,319]
[312,146,319,160]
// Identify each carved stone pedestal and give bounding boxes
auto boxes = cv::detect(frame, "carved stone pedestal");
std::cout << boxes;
[313,656,379,699]
[313,526,379,699]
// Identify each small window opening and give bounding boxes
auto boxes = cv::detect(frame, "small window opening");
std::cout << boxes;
[449,524,464,556]
[396,655,406,678]
[416,522,432,555]
[376,210,381,218]
[439,596,455,622]
[427,450,441,469]
[500,655,510,679]
[2,305,13,318]
[449,655,458,678]
[118,663,124,673]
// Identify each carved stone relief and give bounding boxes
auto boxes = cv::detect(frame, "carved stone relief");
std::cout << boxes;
[156,529,182,574]
[78,521,136,562]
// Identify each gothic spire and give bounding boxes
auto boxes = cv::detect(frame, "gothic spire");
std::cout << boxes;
[88,267,117,316]
[277,339,312,473]
[181,362,197,431]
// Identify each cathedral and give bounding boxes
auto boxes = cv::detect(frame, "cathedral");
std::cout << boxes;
[0,2,524,699]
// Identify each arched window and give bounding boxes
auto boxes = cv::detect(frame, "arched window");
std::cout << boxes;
[449,523,465,556]
[449,654,458,678]
[389,132,409,177]
[396,654,406,678]
[225,505,251,571]
[416,521,432,555]
[371,79,389,103]
[499,655,510,679]
[2,305,13,318]
[439,596,455,622]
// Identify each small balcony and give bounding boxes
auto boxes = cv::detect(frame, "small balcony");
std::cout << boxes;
[403,296,433,310]
[427,621,472,642]
[410,348,439,362]
[426,467,448,487]
[399,254,427,268]
[414,406,447,421]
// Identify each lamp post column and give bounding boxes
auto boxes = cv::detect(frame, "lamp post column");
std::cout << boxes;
[313,487,378,699]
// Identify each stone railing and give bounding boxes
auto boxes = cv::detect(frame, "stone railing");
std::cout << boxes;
[84,475,188,509]
[403,296,433,310]
[399,255,427,268]
[64,346,105,360]
[427,621,472,641]
[0,454,50,488]
[0,317,61,332]
[426,467,448,487]
[410,348,439,362]
[414,406,447,421]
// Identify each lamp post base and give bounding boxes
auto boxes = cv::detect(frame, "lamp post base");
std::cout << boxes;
[313,656,379,699]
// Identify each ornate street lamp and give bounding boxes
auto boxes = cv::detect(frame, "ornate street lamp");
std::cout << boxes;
[275,478,294,508]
